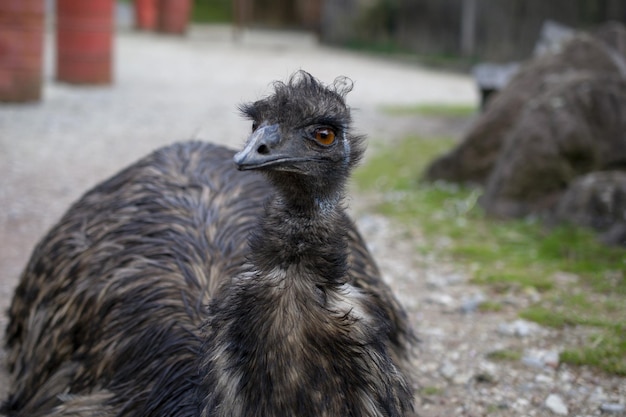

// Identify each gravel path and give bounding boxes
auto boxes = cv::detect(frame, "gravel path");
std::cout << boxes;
[1,25,624,416]
[354,211,626,416]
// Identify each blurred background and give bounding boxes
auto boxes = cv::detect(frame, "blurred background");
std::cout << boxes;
[1,1,625,415]
[202,0,626,61]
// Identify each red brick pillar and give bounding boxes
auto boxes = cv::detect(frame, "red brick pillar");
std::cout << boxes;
[158,0,191,35]
[0,0,44,102]
[135,0,158,30]
[56,0,114,84]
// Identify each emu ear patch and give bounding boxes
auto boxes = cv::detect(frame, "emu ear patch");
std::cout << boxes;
[314,128,336,146]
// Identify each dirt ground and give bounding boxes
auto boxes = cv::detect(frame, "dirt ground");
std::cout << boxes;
[1,26,624,416]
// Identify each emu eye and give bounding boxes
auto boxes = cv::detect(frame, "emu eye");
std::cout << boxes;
[314,128,336,146]
[251,121,259,132]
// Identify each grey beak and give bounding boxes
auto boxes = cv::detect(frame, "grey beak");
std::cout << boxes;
[234,124,281,170]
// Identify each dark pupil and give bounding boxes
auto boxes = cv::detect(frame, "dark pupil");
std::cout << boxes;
[252,122,259,132]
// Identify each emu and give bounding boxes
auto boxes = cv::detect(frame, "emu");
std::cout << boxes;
[2,71,415,417]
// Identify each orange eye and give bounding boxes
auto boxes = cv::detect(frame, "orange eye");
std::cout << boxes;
[314,128,336,146]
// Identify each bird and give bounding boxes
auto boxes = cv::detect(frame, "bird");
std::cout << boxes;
[2,71,415,417]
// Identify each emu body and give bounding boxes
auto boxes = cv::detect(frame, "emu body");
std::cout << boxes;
[3,73,414,417]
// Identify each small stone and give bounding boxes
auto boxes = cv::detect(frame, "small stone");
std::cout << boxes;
[498,319,540,337]
[425,271,465,288]
[513,397,531,411]
[427,293,455,307]
[459,292,486,314]
[478,361,498,375]
[545,394,569,415]
[439,361,457,380]
[590,387,608,403]
[522,355,545,369]
[535,374,554,385]
[444,273,466,285]
[557,369,573,383]
[512,319,536,337]
[451,372,472,385]
[543,350,560,368]
[522,349,561,370]
[600,403,625,414]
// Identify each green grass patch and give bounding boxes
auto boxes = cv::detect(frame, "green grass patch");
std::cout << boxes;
[473,271,554,293]
[354,136,456,192]
[521,297,626,375]
[478,300,504,312]
[519,307,578,329]
[560,331,626,376]
[344,39,413,56]
[486,349,522,362]
[353,134,626,376]
[191,0,232,23]
[381,103,477,118]
[420,386,444,396]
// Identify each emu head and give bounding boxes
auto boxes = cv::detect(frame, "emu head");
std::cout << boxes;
[234,71,364,205]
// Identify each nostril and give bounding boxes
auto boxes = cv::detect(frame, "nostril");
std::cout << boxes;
[257,144,269,155]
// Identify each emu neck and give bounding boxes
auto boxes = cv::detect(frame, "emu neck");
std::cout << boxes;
[266,171,345,214]
[248,181,348,286]
[198,173,413,417]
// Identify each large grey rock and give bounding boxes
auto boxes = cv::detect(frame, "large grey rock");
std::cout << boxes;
[424,24,626,186]
[423,21,626,246]
[592,21,626,76]
[554,171,626,246]
[479,73,626,218]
